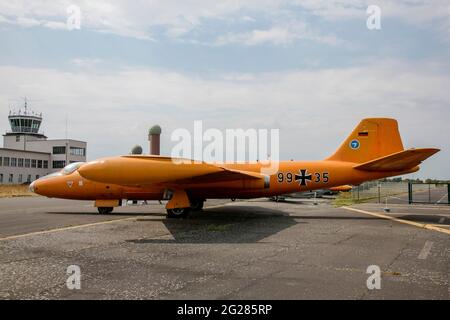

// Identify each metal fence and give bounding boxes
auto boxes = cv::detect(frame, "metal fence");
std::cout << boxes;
[351,181,450,205]
[408,183,450,205]
[351,181,409,203]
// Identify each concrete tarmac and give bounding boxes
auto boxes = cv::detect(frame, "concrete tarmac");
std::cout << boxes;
[0,196,448,299]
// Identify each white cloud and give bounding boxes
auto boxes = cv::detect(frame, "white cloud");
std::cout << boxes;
[241,16,256,23]
[294,0,450,40]
[71,58,103,68]
[0,0,448,43]
[293,0,449,21]
[0,0,281,40]
[0,61,448,178]
[214,21,343,46]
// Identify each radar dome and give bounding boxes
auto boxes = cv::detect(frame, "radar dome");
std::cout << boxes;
[149,125,162,135]
[131,145,143,155]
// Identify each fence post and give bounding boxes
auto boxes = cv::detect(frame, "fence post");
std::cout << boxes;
[408,182,413,205]
[448,184,450,205]
[429,184,431,203]
[378,183,381,204]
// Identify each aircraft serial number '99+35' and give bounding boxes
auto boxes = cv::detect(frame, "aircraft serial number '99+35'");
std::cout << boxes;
[277,170,329,186]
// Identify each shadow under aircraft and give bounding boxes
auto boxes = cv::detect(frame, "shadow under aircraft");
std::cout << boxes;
[126,205,301,244]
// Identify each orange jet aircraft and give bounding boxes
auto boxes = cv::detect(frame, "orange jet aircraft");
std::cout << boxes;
[31,118,439,218]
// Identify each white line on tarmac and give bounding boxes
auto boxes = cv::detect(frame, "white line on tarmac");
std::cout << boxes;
[354,211,450,218]
[418,241,433,260]
[0,216,141,242]
[436,194,448,204]
[342,207,450,235]
[357,204,450,211]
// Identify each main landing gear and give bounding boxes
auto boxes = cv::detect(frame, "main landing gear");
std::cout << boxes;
[190,199,204,211]
[98,207,114,214]
[167,207,191,219]
[95,200,121,215]
[166,199,205,219]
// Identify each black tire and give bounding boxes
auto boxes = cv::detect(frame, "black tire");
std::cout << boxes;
[167,208,190,219]
[190,200,204,211]
[98,207,114,214]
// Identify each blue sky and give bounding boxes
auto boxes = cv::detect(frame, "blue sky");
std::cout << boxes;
[0,0,449,179]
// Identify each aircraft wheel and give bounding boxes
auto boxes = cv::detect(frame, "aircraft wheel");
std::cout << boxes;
[190,200,204,211]
[167,208,190,219]
[98,207,114,214]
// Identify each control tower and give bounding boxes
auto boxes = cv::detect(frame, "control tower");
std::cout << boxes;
[1,98,87,184]
[7,99,46,139]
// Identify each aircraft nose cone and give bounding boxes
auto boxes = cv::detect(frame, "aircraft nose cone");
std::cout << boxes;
[29,181,36,193]
[29,179,45,196]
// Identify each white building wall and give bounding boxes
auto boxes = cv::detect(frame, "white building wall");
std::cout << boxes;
[0,149,51,184]
[1,135,87,184]
[3,134,47,150]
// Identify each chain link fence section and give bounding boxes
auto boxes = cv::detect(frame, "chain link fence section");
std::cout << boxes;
[409,183,450,205]
[352,181,411,203]
[350,181,450,205]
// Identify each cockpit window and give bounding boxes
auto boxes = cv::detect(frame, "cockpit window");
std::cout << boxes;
[38,172,62,181]
[62,162,85,175]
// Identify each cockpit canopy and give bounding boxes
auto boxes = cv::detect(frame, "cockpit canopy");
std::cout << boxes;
[34,162,85,182]
[62,162,85,175]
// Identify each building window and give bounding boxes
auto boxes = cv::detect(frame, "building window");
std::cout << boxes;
[18,158,24,167]
[43,160,48,169]
[18,174,23,184]
[11,158,17,167]
[0,157,2,166]
[31,159,37,168]
[4,157,10,166]
[53,146,66,154]
[37,160,43,168]
[70,147,86,157]
[27,175,31,183]
[53,161,66,169]
[0,174,3,183]
[25,159,31,168]
[16,135,20,142]
[9,174,13,183]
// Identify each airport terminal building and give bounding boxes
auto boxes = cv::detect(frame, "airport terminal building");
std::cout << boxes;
[0,103,87,184]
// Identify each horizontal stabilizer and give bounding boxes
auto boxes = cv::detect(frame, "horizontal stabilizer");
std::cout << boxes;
[353,148,440,172]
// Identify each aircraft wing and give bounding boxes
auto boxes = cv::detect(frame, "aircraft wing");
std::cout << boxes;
[78,155,268,187]
[353,148,440,172]
[123,156,265,183]
[167,167,266,184]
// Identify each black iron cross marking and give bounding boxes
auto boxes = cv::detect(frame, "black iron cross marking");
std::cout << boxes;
[295,169,312,186]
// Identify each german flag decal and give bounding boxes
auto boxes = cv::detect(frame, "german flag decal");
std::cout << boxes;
[358,131,369,137]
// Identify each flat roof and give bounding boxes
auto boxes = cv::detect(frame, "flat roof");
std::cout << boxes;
[0,148,51,155]
[3,132,48,139]
[24,138,87,144]
[46,139,87,144]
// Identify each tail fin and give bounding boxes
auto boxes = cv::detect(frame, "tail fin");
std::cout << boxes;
[327,118,404,163]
